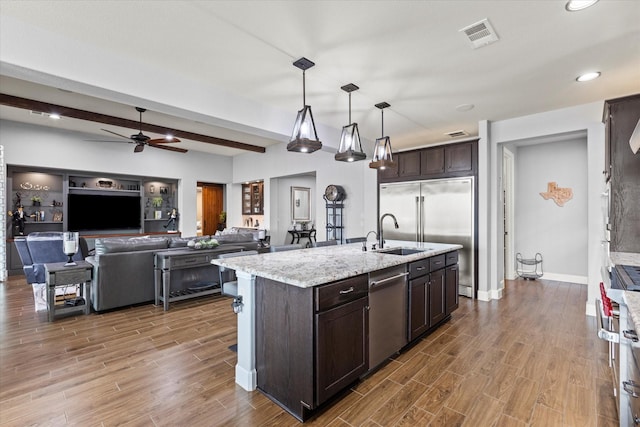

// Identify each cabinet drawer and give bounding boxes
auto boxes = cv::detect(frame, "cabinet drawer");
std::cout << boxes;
[315,275,368,312]
[49,268,92,285]
[169,253,212,268]
[445,251,458,266]
[429,254,446,272]
[409,259,429,279]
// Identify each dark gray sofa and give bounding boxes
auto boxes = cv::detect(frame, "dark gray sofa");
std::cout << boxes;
[86,234,258,312]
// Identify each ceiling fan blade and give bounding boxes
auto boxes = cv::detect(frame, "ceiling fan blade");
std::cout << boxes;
[147,137,181,144]
[101,128,132,140]
[149,143,188,153]
[85,139,131,143]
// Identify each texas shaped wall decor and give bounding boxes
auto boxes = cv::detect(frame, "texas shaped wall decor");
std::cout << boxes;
[540,182,573,207]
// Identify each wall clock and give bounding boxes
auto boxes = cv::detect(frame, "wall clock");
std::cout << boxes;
[324,185,346,202]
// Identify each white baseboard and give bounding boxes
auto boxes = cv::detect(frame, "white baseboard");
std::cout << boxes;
[477,286,503,302]
[538,272,588,284]
[585,300,596,317]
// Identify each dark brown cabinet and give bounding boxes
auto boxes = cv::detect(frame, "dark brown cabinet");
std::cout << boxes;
[316,295,368,405]
[398,151,421,177]
[408,274,429,341]
[379,140,477,182]
[604,94,640,253]
[241,182,263,215]
[429,269,445,326]
[445,264,459,315]
[421,147,445,175]
[408,251,458,340]
[256,274,368,421]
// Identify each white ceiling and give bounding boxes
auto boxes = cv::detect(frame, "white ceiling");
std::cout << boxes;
[1,1,639,156]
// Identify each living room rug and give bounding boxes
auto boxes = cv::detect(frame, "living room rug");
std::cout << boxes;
[31,283,78,312]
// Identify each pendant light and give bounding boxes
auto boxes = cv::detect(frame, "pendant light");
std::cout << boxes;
[369,102,396,170]
[287,57,322,153]
[335,83,366,162]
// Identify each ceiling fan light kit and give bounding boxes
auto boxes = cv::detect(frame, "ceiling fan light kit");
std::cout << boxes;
[369,102,396,170]
[335,83,366,163]
[288,57,322,154]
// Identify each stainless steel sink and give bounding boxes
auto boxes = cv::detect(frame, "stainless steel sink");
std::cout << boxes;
[376,247,427,256]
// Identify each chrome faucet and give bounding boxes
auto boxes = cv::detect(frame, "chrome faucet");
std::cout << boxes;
[379,213,399,249]
[363,230,378,251]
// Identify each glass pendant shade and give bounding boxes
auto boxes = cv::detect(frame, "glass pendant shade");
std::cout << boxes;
[288,57,322,154]
[288,105,322,153]
[369,101,395,170]
[335,123,366,162]
[369,136,395,170]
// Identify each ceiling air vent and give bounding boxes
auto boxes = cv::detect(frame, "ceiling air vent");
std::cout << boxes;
[459,18,499,49]
[29,110,45,117]
[445,130,469,138]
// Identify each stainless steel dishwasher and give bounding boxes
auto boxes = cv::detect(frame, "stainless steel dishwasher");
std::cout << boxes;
[368,264,409,369]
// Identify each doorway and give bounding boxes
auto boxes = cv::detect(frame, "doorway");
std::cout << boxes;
[502,148,515,282]
[197,182,224,236]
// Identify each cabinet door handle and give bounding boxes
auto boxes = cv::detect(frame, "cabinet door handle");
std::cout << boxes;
[339,287,354,294]
[624,330,639,342]
[416,266,426,271]
[624,380,640,398]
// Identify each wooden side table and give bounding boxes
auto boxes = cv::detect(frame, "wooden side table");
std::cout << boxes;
[44,261,92,322]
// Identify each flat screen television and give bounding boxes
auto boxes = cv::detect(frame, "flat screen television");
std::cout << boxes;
[67,193,141,231]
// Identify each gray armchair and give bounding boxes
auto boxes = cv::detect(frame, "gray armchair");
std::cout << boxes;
[14,232,87,283]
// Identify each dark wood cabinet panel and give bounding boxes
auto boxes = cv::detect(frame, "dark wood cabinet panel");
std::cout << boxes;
[421,147,445,176]
[256,274,368,421]
[316,296,368,405]
[445,264,459,315]
[256,278,314,419]
[446,142,473,173]
[605,95,640,253]
[398,151,421,177]
[408,276,429,341]
[379,140,477,183]
[429,269,445,327]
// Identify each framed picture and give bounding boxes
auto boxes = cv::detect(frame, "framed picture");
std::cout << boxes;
[160,187,168,195]
[291,186,310,221]
[52,211,63,222]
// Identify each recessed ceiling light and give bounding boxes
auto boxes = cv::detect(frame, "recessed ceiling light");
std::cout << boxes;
[576,71,601,82]
[565,0,599,11]
[455,104,474,112]
[49,113,61,120]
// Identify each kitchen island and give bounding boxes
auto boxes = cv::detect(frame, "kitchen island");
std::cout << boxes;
[212,240,461,420]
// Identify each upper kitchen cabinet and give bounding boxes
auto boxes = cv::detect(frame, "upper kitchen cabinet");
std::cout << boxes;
[604,94,640,253]
[242,181,264,215]
[379,140,477,183]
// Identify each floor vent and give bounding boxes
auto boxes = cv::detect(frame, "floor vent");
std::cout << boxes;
[445,130,469,138]
[459,18,499,49]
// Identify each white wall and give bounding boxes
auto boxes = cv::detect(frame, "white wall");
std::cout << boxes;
[1,119,233,237]
[513,138,588,281]
[484,101,605,316]
[232,144,378,247]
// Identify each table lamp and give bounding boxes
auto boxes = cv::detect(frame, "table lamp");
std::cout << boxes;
[63,231,79,266]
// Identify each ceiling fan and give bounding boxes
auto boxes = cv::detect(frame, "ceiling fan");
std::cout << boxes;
[96,107,187,153]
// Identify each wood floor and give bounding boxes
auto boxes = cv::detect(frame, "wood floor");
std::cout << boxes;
[0,276,616,426]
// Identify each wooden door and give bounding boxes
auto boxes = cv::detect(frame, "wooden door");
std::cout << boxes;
[429,269,446,327]
[199,183,224,236]
[408,276,429,341]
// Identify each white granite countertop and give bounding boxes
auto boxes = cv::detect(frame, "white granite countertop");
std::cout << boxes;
[211,240,462,288]
[611,252,640,267]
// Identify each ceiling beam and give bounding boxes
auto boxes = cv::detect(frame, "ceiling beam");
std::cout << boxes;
[0,93,266,154]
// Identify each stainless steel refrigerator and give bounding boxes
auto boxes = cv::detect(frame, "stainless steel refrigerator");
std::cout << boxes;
[379,177,475,297]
